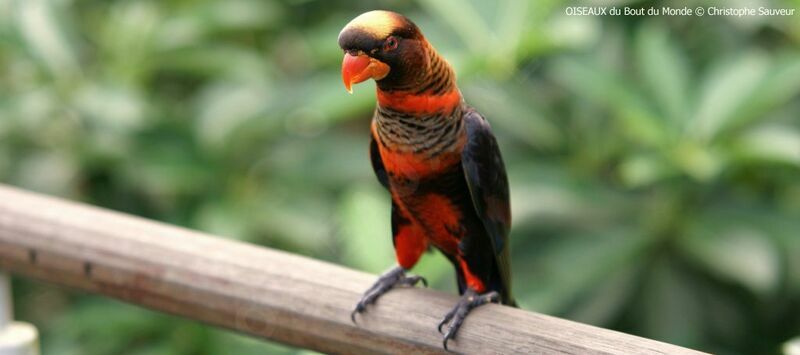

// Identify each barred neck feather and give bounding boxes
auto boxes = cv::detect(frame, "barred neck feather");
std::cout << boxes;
[373,102,464,158]
[373,41,465,158]
[376,41,461,115]
[415,43,457,95]
[386,40,457,95]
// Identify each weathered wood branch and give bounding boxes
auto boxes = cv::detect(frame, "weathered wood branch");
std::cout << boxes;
[0,184,706,354]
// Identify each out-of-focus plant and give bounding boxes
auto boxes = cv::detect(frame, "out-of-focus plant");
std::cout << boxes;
[1,0,798,354]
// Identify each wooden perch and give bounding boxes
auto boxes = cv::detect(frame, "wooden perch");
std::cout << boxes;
[0,184,706,354]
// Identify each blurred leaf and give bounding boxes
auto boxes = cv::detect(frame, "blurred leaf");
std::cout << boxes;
[619,154,675,188]
[720,53,800,135]
[194,200,251,241]
[157,44,272,78]
[13,0,80,78]
[554,57,666,148]
[680,222,781,295]
[767,214,800,294]
[289,73,376,125]
[784,337,800,355]
[208,330,302,355]
[733,123,800,166]
[338,186,393,273]
[638,258,704,347]
[255,194,334,254]
[416,0,554,75]
[75,83,147,129]
[635,21,690,127]
[463,80,561,149]
[544,13,601,51]
[14,151,77,196]
[690,53,769,142]
[194,80,273,149]
[509,183,585,226]
[565,266,639,326]
[415,0,491,55]
[669,140,723,182]
[47,299,170,355]
[98,0,160,84]
[201,0,283,31]
[519,229,651,313]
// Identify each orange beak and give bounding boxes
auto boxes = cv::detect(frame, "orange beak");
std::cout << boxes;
[341,52,390,93]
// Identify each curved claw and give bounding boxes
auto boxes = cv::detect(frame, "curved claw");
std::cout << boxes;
[437,307,456,334]
[443,322,461,351]
[350,266,428,325]
[351,300,367,324]
[437,289,500,350]
[400,275,428,288]
[443,324,460,351]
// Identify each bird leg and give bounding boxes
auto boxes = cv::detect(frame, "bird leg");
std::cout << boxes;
[351,265,427,323]
[438,288,499,350]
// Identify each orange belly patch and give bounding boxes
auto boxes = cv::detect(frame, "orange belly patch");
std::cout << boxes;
[401,193,462,256]
[380,149,461,178]
[393,192,488,292]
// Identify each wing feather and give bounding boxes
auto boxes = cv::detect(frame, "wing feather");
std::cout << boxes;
[460,109,514,304]
[370,133,389,189]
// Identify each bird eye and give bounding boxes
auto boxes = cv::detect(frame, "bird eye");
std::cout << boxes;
[384,36,398,51]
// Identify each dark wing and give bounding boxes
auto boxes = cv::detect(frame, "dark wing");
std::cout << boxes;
[460,109,514,304]
[370,133,389,189]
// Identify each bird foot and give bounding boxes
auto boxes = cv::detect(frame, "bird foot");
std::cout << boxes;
[438,289,499,350]
[351,266,427,323]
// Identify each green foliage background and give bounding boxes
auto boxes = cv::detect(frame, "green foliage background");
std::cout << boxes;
[1,0,799,354]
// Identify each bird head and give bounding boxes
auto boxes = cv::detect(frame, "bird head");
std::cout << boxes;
[338,10,427,93]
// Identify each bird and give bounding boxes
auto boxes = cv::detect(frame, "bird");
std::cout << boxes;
[338,10,515,349]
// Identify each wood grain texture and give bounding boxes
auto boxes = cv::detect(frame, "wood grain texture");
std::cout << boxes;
[0,184,707,354]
